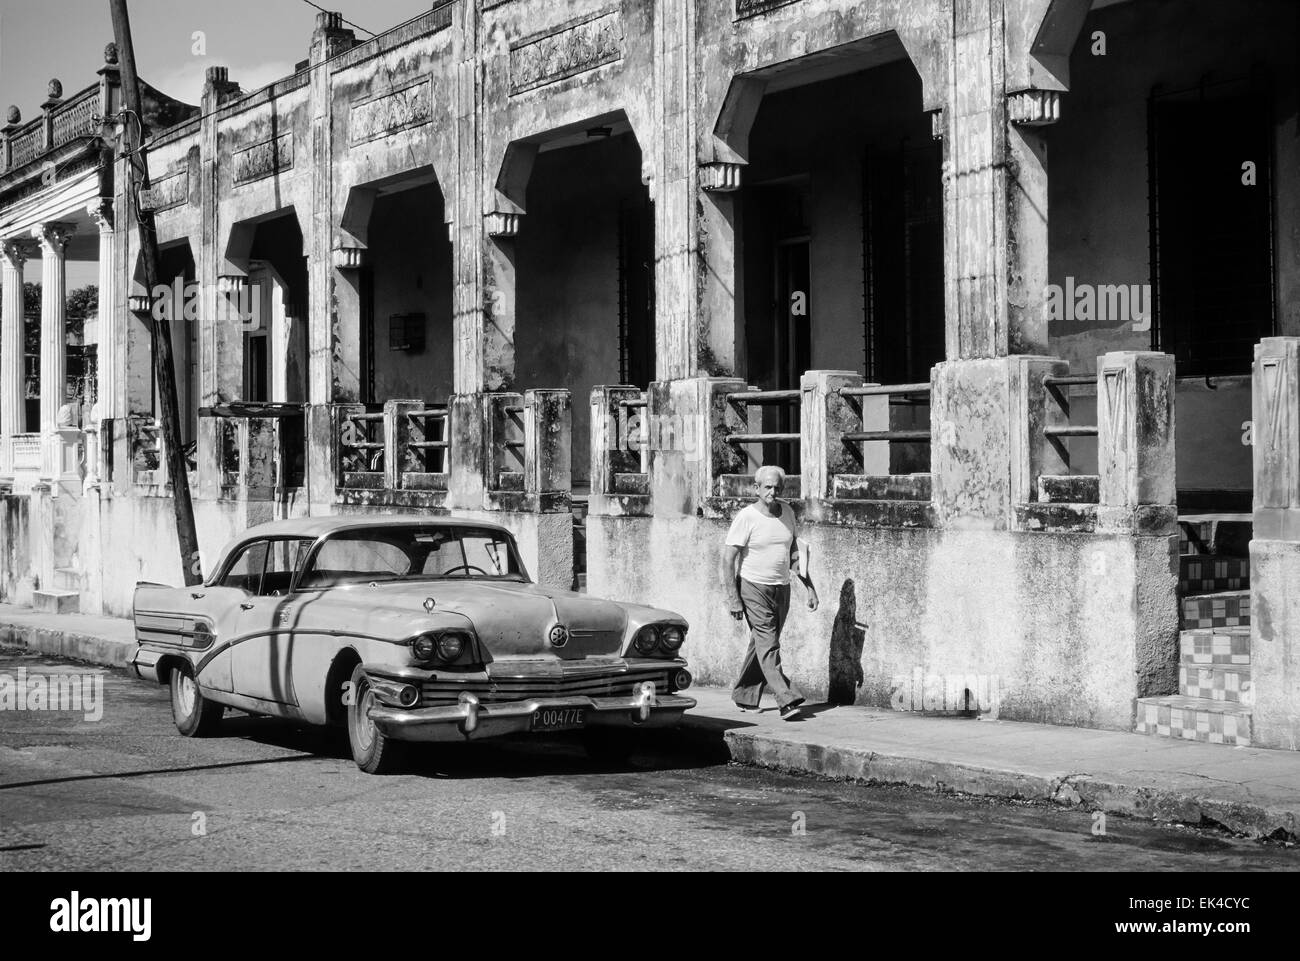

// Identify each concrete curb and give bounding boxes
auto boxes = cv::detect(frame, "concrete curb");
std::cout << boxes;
[708,725,1299,841]
[0,617,137,669]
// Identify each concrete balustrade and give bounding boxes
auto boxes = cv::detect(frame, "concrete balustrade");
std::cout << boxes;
[1096,351,1176,533]
[588,385,650,517]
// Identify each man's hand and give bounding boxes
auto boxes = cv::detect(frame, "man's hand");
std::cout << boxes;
[805,587,819,612]
[728,599,745,621]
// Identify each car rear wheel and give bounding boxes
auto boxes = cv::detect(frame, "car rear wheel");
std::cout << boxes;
[170,665,224,737]
[347,664,405,775]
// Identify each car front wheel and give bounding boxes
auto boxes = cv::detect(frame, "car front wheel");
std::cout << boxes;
[346,664,406,775]
[170,665,223,737]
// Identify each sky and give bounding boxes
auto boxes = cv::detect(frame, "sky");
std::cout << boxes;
[0,0,432,283]
[0,0,433,108]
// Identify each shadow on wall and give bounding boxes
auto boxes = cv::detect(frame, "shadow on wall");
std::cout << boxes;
[827,578,867,704]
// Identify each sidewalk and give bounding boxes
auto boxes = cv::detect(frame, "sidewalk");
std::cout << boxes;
[2,603,1297,840]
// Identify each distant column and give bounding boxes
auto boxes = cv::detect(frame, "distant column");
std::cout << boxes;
[33,222,72,481]
[88,199,117,420]
[0,238,28,476]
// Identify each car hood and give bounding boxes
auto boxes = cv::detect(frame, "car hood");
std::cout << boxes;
[313,580,631,659]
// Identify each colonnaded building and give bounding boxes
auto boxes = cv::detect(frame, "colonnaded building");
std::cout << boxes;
[2,0,1299,748]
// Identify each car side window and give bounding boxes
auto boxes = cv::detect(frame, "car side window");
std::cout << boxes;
[262,539,313,596]
[220,541,269,594]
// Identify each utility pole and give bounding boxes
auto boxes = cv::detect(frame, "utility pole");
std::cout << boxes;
[108,0,202,586]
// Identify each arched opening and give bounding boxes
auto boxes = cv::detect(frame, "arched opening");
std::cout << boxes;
[727,39,941,475]
[512,115,654,491]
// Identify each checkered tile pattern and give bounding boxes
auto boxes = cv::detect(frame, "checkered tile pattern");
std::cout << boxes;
[1135,696,1252,746]
[1181,628,1251,666]
[1180,556,1250,594]
[1180,665,1252,704]
[1181,590,1250,630]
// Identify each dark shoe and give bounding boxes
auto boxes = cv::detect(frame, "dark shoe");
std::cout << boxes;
[780,700,805,721]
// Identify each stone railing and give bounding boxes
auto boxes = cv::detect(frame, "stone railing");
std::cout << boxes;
[11,433,40,472]
[590,385,650,515]
[334,399,450,496]
[204,402,306,496]
[483,389,571,512]
[1013,352,1174,533]
[50,86,100,149]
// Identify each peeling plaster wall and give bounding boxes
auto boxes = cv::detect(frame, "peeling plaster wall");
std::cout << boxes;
[1250,540,1300,749]
[589,512,1178,729]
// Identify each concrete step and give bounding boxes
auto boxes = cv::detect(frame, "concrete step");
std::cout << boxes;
[1180,555,1249,594]
[1181,626,1250,667]
[1037,474,1099,504]
[1181,590,1250,629]
[32,590,80,615]
[1135,695,1253,746]
[1180,663,1252,704]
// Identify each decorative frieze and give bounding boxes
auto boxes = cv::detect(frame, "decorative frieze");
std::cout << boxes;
[1007,90,1061,126]
[735,0,802,20]
[484,211,522,238]
[700,162,742,193]
[233,131,293,185]
[138,169,188,212]
[349,79,433,146]
[510,9,623,95]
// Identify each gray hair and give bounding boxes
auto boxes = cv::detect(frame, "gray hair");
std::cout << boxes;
[754,464,786,487]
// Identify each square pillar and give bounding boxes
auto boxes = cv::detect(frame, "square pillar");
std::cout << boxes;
[524,388,571,507]
[1097,351,1175,527]
[800,370,871,500]
[648,375,747,515]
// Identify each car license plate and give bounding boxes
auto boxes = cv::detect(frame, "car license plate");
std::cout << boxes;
[531,707,587,732]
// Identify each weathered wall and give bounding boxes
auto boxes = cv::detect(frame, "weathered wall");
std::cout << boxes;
[588,511,1178,729]
[1249,540,1300,749]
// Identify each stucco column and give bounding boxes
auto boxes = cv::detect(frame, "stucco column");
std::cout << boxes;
[88,200,117,420]
[32,222,72,481]
[0,239,28,477]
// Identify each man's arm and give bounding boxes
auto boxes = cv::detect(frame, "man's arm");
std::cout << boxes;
[721,545,744,619]
[790,537,819,611]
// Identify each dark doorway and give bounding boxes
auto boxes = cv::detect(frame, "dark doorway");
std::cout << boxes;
[1149,73,1276,376]
[617,196,655,389]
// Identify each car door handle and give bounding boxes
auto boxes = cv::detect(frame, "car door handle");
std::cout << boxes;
[240,603,254,610]
[191,592,205,600]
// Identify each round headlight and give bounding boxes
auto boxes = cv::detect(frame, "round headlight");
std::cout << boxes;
[633,626,660,655]
[411,634,437,661]
[437,632,465,662]
[660,625,685,651]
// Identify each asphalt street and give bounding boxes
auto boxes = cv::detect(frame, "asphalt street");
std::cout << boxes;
[1,648,1296,871]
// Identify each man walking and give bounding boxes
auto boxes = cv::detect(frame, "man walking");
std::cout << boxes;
[721,465,819,720]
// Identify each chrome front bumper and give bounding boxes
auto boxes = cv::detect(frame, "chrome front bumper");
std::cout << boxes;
[368,684,696,743]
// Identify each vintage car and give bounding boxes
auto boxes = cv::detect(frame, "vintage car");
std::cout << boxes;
[130,516,695,773]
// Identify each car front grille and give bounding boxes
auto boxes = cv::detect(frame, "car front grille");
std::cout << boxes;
[421,666,676,706]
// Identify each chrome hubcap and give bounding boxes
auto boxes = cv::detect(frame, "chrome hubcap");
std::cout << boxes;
[177,674,196,717]
[352,683,375,752]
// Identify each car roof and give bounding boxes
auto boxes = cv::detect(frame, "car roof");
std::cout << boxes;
[237,515,514,541]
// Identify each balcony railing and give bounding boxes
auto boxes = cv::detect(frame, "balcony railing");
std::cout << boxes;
[202,402,306,493]
[335,400,452,495]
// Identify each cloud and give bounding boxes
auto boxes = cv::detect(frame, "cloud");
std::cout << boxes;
[144,57,300,105]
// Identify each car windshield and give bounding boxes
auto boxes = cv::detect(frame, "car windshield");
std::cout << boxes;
[297,526,527,589]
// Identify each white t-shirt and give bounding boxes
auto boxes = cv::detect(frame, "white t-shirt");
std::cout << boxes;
[726,501,797,586]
